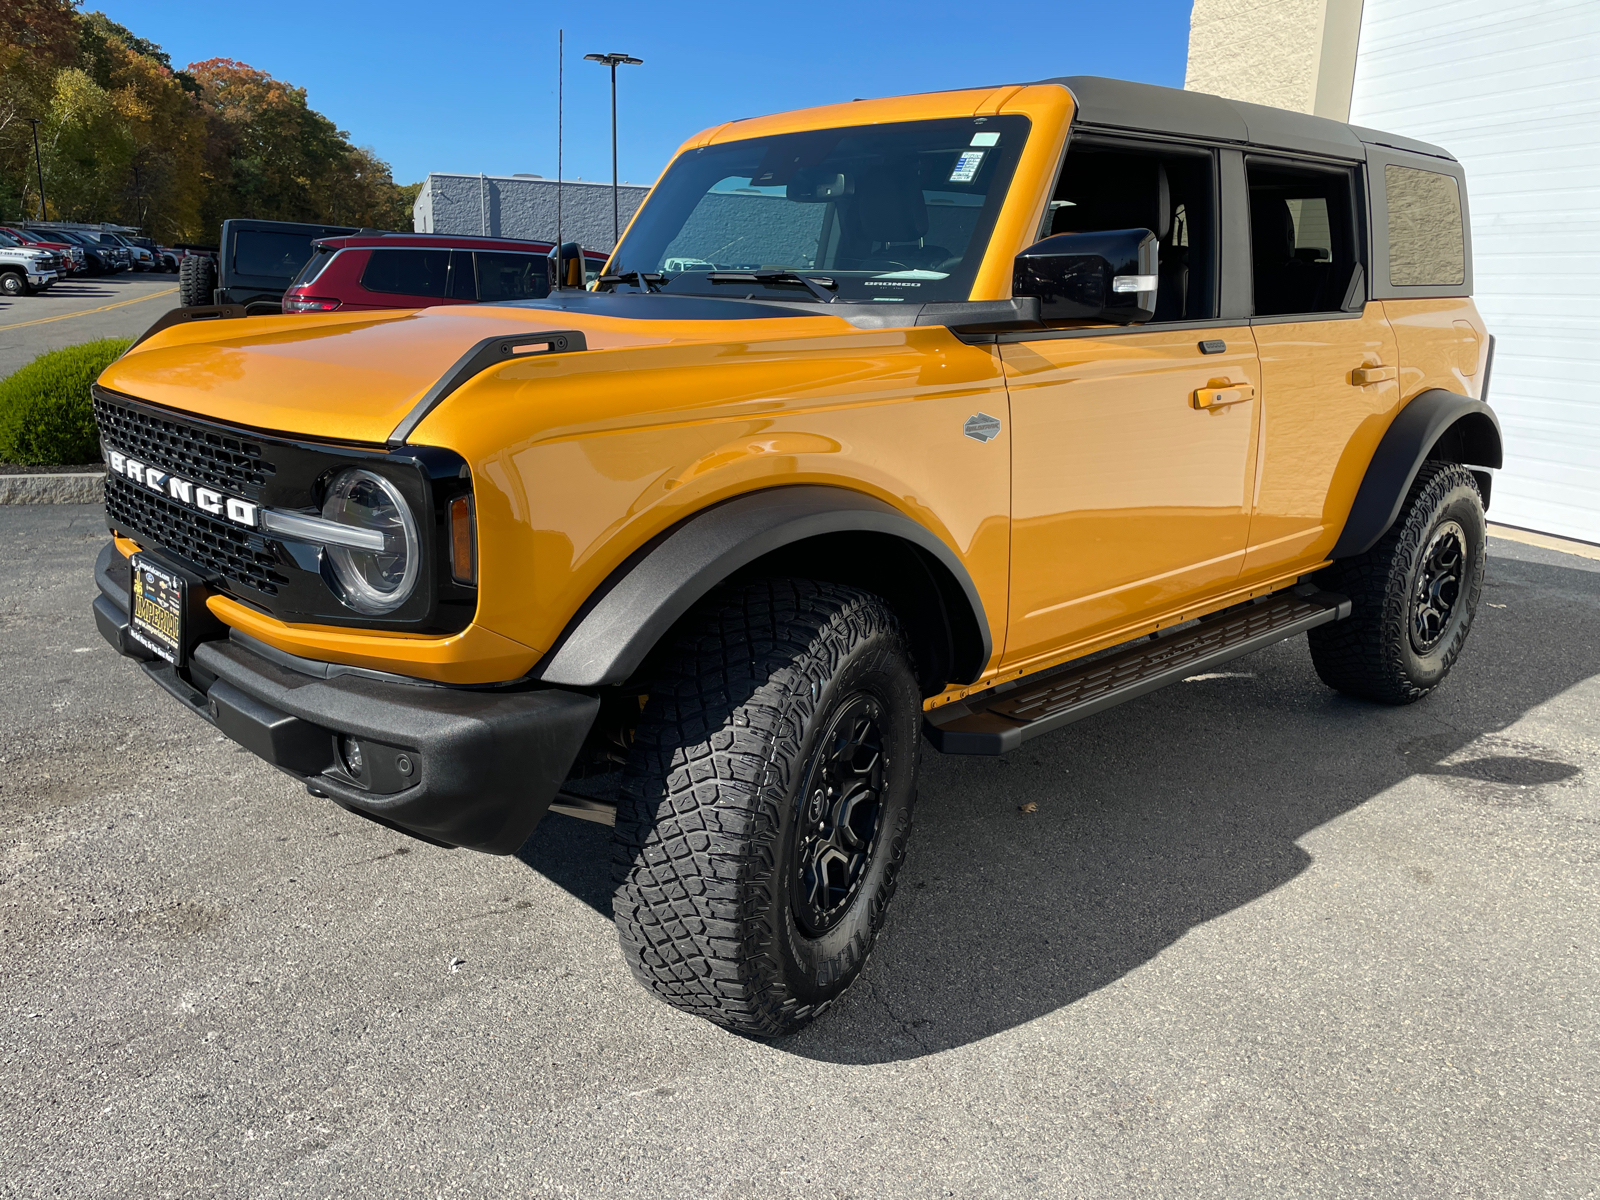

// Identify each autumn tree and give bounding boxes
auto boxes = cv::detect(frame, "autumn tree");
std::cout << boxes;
[4,7,415,241]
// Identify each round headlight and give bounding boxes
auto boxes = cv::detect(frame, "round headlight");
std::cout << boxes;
[321,468,420,615]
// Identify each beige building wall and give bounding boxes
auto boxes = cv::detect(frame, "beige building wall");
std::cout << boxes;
[1185,0,1366,119]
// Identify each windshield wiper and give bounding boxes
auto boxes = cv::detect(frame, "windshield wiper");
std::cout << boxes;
[597,271,666,293]
[706,271,838,303]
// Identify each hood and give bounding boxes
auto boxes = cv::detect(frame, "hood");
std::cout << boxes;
[99,299,860,445]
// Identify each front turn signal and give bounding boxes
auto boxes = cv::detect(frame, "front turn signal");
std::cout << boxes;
[449,494,476,585]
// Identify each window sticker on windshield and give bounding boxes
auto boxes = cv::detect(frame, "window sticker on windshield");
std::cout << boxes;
[970,132,1000,147]
[948,150,986,183]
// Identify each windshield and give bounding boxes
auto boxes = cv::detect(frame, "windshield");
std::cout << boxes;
[607,115,1029,305]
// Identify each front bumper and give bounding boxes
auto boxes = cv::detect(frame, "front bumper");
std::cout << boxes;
[27,271,55,287]
[93,542,598,854]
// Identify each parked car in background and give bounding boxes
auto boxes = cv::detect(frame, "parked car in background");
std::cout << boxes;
[51,230,118,273]
[179,219,360,313]
[281,232,609,312]
[129,236,175,272]
[0,226,84,273]
[54,230,129,272]
[0,232,61,295]
[94,232,151,271]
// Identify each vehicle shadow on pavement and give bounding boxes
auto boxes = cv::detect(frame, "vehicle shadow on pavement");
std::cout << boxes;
[513,547,1597,1063]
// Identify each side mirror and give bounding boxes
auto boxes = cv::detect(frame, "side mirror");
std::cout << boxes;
[547,241,586,290]
[1013,228,1159,324]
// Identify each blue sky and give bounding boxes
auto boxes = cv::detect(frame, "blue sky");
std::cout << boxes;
[98,1,1197,186]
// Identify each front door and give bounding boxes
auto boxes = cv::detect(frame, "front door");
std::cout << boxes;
[1003,328,1261,667]
[1001,138,1261,669]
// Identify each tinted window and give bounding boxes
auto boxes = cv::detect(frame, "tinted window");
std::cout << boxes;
[360,249,451,298]
[475,252,548,302]
[291,246,338,288]
[1247,159,1359,316]
[609,116,1030,304]
[234,230,318,281]
[1047,141,1217,322]
[1385,165,1464,287]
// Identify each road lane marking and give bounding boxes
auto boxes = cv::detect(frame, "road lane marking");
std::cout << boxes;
[0,286,178,332]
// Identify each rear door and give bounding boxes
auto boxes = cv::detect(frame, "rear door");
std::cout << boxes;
[1242,156,1402,578]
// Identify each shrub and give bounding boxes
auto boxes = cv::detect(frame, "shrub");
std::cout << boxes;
[0,338,131,465]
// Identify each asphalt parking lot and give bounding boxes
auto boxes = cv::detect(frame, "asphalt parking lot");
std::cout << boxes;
[2,504,1595,1198]
[0,274,179,380]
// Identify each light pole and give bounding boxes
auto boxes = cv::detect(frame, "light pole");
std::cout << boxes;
[24,118,46,221]
[582,52,642,247]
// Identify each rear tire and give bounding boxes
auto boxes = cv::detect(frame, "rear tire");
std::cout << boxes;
[611,579,922,1037]
[1309,461,1485,704]
[177,255,216,307]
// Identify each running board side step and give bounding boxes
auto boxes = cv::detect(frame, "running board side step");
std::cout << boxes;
[925,585,1351,755]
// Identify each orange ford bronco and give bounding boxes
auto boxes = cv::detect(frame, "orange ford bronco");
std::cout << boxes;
[93,77,1499,1036]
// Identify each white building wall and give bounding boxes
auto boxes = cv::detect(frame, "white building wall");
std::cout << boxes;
[1349,0,1600,543]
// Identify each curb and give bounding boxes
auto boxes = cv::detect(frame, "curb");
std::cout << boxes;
[0,472,105,505]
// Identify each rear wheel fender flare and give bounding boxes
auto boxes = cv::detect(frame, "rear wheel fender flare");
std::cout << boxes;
[1331,389,1502,560]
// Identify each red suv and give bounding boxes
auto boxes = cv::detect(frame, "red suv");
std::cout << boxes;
[280,233,609,313]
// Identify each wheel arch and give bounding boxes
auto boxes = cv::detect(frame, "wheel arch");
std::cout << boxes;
[1330,389,1502,560]
[528,485,992,695]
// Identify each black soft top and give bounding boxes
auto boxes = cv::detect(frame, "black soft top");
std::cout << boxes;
[1046,76,1454,164]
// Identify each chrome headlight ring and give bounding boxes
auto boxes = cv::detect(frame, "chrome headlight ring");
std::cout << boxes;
[318,467,421,615]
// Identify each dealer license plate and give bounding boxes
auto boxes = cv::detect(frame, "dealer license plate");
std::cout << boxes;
[129,554,185,665]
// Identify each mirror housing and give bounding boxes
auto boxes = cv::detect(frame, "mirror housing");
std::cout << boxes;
[1013,229,1159,324]
[547,241,586,290]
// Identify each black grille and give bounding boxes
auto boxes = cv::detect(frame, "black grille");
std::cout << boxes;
[105,474,287,594]
[94,394,277,495]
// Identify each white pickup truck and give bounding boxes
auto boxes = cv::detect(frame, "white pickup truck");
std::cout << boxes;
[0,234,61,297]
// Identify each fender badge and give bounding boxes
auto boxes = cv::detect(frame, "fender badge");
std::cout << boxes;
[963,412,1002,443]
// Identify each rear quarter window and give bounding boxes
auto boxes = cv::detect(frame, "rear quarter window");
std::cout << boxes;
[291,246,339,288]
[1385,165,1465,287]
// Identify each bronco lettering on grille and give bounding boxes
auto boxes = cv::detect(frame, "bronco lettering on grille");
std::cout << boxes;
[105,446,259,529]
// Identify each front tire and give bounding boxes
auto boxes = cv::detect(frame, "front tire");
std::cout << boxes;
[0,270,24,298]
[611,579,922,1037]
[1309,461,1486,704]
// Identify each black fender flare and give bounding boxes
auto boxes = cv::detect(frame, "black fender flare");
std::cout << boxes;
[1331,389,1503,559]
[529,485,992,689]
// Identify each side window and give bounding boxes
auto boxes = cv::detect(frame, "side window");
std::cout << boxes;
[1384,164,1464,287]
[1246,159,1359,317]
[1048,142,1216,322]
[360,249,451,297]
[475,252,549,302]
[447,250,476,300]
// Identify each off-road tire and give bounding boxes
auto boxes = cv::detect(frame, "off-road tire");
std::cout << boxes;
[0,270,24,298]
[611,579,921,1037]
[1309,461,1485,704]
[177,255,216,307]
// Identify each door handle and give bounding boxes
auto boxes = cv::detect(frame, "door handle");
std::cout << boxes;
[1192,379,1255,409]
[1351,364,1397,386]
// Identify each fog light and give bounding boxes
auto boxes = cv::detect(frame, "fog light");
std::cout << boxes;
[339,735,364,777]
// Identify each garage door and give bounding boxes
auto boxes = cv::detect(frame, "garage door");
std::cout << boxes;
[1348,0,1600,543]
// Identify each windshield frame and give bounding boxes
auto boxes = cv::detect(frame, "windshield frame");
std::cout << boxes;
[606,114,1032,307]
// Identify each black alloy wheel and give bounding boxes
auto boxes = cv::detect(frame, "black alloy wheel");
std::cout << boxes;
[792,694,888,937]
[1411,519,1466,653]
